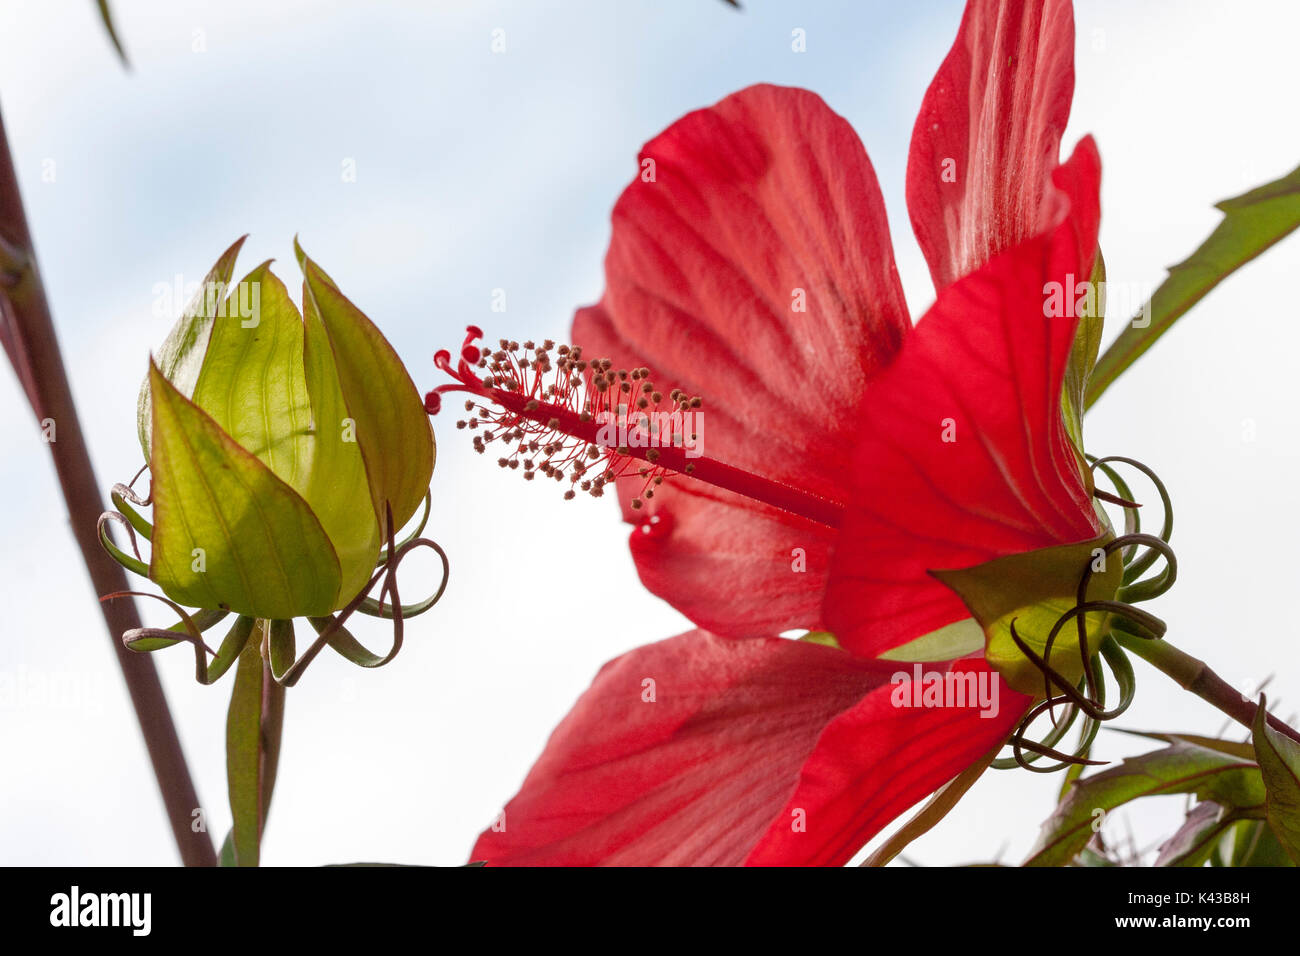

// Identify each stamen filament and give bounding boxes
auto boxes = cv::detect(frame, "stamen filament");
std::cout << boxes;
[426,327,845,528]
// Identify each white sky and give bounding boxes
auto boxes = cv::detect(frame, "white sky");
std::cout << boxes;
[1,0,1298,865]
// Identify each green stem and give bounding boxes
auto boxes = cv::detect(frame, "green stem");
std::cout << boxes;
[260,630,286,825]
[226,620,287,866]
[1115,631,1300,745]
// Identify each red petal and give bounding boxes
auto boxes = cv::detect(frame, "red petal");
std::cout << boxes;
[469,630,896,866]
[747,659,1030,866]
[622,475,835,641]
[825,138,1103,659]
[573,84,909,638]
[908,0,1076,290]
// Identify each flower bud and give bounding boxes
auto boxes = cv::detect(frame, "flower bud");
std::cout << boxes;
[132,237,434,619]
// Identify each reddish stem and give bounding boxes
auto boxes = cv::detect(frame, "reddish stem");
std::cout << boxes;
[0,108,215,866]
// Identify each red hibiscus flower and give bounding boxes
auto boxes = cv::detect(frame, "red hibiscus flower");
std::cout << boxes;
[429,0,1112,865]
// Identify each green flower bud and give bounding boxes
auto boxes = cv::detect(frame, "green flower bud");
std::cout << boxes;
[131,237,434,620]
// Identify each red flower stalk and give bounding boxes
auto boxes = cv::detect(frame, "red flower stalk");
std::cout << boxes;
[433,0,1113,865]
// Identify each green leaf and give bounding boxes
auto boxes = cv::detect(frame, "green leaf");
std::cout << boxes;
[295,240,435,539]
[1059,761,1086,802]
[1113,730,1256,762]
[147,361,342,618]
[1250,695,1300,863]
[226,638,265,867]
[1086,164,1300,407]
[138,236,245,457]
[1024,738,1266,866]
[1156,802,1242,867]
[1228,818,1297,867]
[1074,846,1117,867]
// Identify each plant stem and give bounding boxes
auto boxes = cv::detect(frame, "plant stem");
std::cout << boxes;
[259,625,286,825]
[0,105,215,865]
[1115,631,1300,746]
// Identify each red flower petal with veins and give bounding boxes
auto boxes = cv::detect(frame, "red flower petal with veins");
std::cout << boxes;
[908,0,1075,291]
[573,83,910,638]
[441,0,1101,866]
[470,630,897,866]
[465,150,1100,862]
[824,137,1103,659]
[469,629,1027,866]
[746,661,1028,866]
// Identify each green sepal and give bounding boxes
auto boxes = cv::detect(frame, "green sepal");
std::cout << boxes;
[267,619,296,682]
[110,487,153,542]
[147,361,342,619]
[797,631,840,649]
[931,533,1122,695]
[295,238,435,540]
[122,607,229,654]
[1061,251,1105,472]
[877,618,984,663]
[138,236,245,457]
[305,614,400,670]
[98,518,149,579]
[203,615,256,685]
